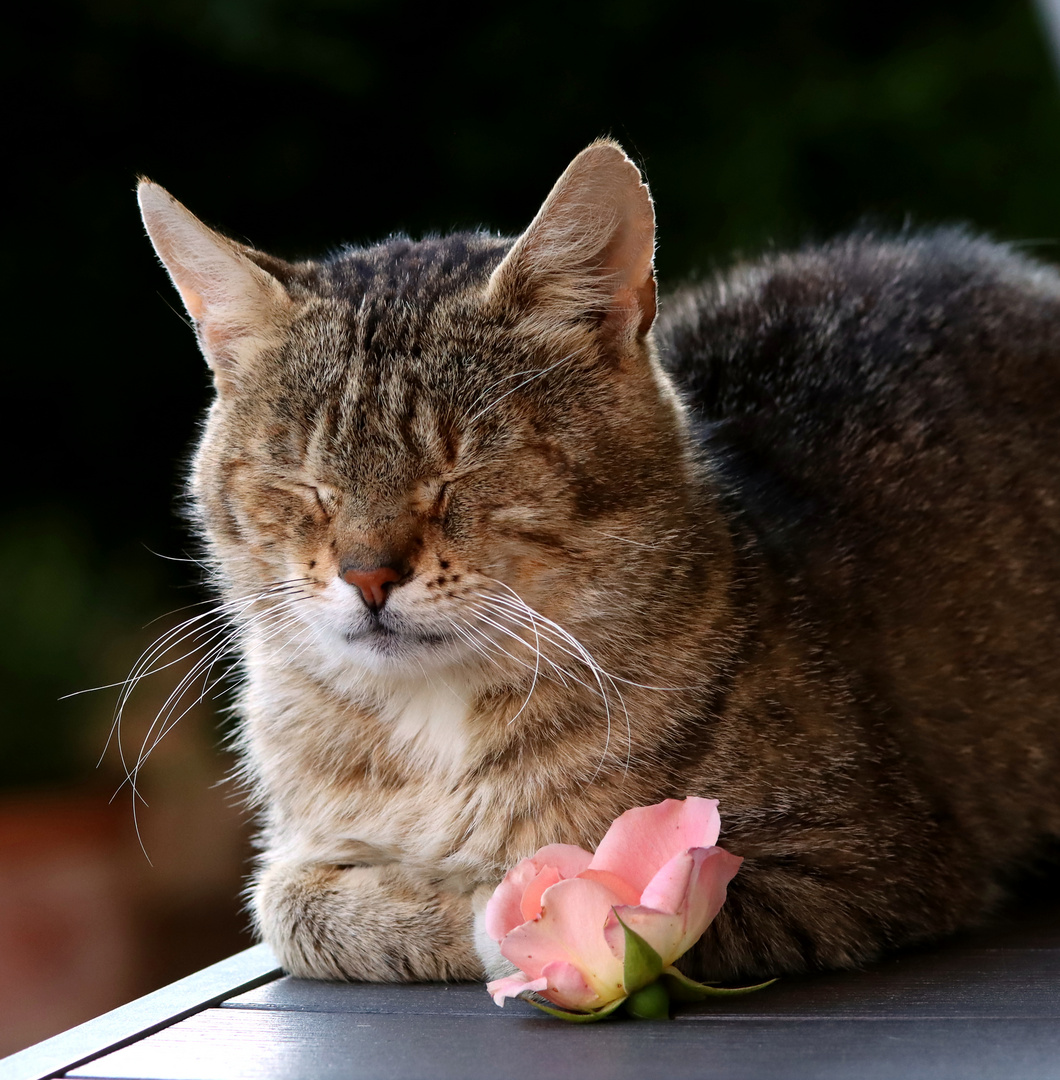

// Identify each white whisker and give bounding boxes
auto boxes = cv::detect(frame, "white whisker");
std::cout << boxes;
[475,581,633,778]
[98,577,313,857]
[463,602,599,694]
[481,591,693,693]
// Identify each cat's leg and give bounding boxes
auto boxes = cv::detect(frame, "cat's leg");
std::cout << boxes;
[253,861,487,981]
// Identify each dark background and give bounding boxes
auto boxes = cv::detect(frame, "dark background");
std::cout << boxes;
[2,0,1060,1051]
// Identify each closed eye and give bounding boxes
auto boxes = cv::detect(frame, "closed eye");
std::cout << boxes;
[306,484,333,515]
[273,481,336,518]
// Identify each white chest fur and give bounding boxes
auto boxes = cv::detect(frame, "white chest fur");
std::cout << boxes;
[378,677,472,776]
[245,640,489,884]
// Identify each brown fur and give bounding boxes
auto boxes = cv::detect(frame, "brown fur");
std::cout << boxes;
[137,142,1060,984]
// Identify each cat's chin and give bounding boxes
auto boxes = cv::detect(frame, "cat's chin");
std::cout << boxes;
[342,623,453,650]
[335,623,468,676]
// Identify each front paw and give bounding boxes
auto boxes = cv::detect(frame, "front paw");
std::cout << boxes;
[253,861,483,982]
[254,861,367,979]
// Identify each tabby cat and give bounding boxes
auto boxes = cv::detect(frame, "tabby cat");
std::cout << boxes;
[137,141,1060,984]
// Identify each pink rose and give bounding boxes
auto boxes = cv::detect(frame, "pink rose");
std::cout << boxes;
[485,797,742,1013]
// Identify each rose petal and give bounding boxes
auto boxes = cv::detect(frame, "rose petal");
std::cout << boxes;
[529,843,595,878]
[605,847,743,966]
[672,846,742,959]
[499,877,626,1001]
[484,843,593,941]
[588,798,721,897]
[521,865,563,923]
[605,904,686,967]
[640,850,698,916]
[539,960,608,1011]
[487,972,548,1006]
[484,857,541,942]
[576,868,642,906]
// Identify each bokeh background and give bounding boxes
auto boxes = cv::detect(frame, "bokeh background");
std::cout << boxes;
[4,0,1060,1055]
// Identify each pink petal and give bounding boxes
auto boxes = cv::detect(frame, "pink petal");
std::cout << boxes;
[499,877,626,1001]
[576,868,642,905]
[674,846,742,959]
[640,850,698,915]
[607,904,686,966]
[520,865,563,923]
[529,843,595,878]
[484,843,593,941]
[484,857,540,942]
[605,847,743,966]
[539,960,611,1011]
[588,798,722,897]
[487,973,548,1006]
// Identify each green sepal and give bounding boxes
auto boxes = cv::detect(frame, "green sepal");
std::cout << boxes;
[623,981,671,1020]
[616,914,664,994]
[661,965,778,1002]
[522,995,627,1023]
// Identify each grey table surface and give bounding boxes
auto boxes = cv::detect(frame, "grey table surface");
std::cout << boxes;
[5,901,1060,1080]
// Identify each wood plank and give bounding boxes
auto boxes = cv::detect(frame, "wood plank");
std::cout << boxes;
[64,1008,1060,1080]
[224,945,1060,1021]
[223,979,503,1017]
[0,945,282,1080]
[683,946,1060,1020]
[7,899,1058,1079]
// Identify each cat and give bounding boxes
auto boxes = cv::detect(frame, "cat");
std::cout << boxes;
[137,140,1060,985]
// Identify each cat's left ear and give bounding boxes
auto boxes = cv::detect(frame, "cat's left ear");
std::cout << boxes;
[137,180,293,391]
[486,140,656,341]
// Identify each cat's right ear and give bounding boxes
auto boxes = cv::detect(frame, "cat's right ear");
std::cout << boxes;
[137,181,293,391]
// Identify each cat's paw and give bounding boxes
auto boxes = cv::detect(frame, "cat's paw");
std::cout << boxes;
[254,860,484,982]
[255,861,373,980]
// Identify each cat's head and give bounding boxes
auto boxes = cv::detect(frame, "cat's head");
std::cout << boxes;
[138,142,696,689]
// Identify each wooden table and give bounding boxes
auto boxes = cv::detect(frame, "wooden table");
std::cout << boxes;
[4,903,1060,1080]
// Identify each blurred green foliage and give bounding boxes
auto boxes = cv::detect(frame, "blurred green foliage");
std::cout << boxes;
[3,0,1059,788]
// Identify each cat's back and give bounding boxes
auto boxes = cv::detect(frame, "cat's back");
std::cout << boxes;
[658,229,1060,452]
[657,230,1060,844]
[656,229,1060,556]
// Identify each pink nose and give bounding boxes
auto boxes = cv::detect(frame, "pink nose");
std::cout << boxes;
[342,565,401,610]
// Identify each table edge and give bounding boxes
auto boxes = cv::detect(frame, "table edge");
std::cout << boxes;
[0,943,283,1080]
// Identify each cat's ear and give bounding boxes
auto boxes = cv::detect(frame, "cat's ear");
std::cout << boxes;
[486,140,656,341]
[137,180,293,390]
